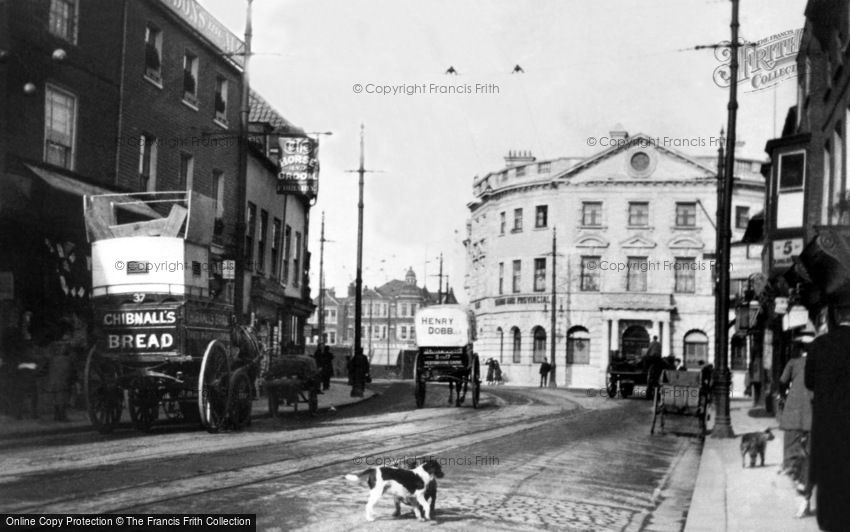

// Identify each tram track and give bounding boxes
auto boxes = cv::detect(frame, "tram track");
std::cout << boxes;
[3,402,578,515]
[0,388,542,481]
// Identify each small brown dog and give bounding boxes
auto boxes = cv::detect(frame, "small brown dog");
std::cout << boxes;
[740,428,774,468]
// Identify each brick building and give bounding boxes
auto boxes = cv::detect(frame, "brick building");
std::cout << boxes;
[1,0,126,341]
[464,132,764,389]
[244,91,314,355]
[1,1,315,361]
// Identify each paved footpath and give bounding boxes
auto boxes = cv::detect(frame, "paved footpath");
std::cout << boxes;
[685,400,819,532]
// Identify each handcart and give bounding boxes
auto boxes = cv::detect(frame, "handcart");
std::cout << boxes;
[650,369,709,435]
[264,355,321,417]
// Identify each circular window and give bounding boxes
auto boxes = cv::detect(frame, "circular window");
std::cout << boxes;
[630,152,650,172]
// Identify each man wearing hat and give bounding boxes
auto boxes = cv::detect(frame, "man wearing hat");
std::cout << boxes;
[806,306,850,531]
[779,326,814,518]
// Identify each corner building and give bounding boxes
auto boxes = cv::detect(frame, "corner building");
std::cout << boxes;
[464,133,764,388]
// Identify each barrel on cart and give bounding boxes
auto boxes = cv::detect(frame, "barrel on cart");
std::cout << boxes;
[82,191,260,434]
[412,305,480,408]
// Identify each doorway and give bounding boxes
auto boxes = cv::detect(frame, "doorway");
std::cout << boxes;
[621,325,649,359]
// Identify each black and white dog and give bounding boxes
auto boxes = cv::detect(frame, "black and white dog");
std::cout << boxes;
[345,459,444,521]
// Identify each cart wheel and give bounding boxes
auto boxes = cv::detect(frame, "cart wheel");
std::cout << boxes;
[128,384,159,433]
[198,340,230,433]
[268,392,279,418]
[605,367,617,398]
[84,347,122,434]
[415,380,426,408]
[472,358,481,409]
[226,367,253,430]
[308,387,319,416]
[650,386,661,435]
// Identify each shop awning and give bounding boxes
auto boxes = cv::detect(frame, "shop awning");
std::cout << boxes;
[799,227,850,297]
[25,164,158,218]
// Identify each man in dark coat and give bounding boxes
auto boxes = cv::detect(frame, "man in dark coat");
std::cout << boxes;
[539,358,551,387]
[319,345,334,391]
[45,322,76,421]
[350,348,370,398]
[805,308,850,531]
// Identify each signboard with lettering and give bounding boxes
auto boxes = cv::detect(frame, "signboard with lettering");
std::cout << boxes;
[772,238,803,268]
[277,136,319,197]
[414,306,471,348]
[99,307,179,354]
[158,0,245,68]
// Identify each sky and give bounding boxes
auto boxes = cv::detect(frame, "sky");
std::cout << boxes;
[202,0,808,302]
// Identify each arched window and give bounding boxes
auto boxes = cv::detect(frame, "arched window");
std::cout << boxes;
[532,326,546,363]
[567,326,590,364]
[496,327,504,363]
[511,327,521,363]
[683,330,709,368]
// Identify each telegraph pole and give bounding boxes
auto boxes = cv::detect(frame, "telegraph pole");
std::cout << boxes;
[437,253,444,304]
[713,0,740,439]
[233,0,252,322]
[354,125,365,359]
[318,211,326,345]
[348,125,382,363]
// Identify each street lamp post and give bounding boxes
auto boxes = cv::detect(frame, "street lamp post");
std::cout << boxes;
[712,0,740,439]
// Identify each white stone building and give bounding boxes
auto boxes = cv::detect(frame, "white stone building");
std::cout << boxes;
[464,131,764,388]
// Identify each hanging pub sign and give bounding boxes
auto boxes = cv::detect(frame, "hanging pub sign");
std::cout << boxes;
[277,136,319,197]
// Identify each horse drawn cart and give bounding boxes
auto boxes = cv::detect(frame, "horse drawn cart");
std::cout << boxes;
[82,191,260,434]
[606,353,670,399]
[413,305,480,408]
[264,355,320,417]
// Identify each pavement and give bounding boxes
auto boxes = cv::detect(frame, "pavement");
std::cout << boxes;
[0,378,375,440]
[685,399,819,532]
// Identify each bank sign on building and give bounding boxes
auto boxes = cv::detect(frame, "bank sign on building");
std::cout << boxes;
[464,132,764,389]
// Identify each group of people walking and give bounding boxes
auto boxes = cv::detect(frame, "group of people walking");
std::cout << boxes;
[777,307,850,531]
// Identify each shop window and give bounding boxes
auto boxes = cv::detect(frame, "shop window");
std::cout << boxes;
[512,327,521,363]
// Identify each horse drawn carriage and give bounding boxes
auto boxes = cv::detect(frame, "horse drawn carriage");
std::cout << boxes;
[412,305,481,408]
[82,191,260,434]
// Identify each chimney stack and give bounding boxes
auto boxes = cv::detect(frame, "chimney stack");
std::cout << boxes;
[504,149,536,168]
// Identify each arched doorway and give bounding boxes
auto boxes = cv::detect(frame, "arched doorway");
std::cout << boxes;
[621,325,650,359]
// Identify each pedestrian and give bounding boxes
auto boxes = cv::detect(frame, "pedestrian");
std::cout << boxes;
[805,306,850,532]
[486,359,495,385]
[779,330,814,518]
[674,358,687,371]
[748,355,764,405]
[350,348,370,398]
[494,360,502,384]
[539,358,551,387]
[45,320,76,422]
[9,311,39,420]
[646,335,662,359]
[320,345,334,391]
